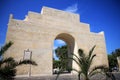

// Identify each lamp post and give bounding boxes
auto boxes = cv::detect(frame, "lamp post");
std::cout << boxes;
[23,49,32,77]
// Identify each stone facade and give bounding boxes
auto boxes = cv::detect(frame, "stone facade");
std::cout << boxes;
[5,6,108,76]
[117,57,120,71]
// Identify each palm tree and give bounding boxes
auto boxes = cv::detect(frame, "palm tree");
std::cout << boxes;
[0,41,37,80]
[55,46,115,80]
[69,46,109,80]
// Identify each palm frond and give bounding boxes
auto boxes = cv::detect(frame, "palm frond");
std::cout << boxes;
[16,59,37,66]
[0,57,14,64]
[89,65,107,77]
[0,64,16,80]
[0,57,15,67]
[78,71,83,80]
[89,70,103,78]
[68,57,81,69]
[71,53,80,62]
[78,49,85,58]
[89,54,96,66]
[105,72,116,80]
[71,53,84,67]
[0,41,38,80]
[0,41,13,56]
[88,45,96,61]
[72,68,80,73]
[86,54,96,72]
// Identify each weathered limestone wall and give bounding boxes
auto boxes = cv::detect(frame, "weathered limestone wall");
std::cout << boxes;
[117,57,120,71]
[5,6,108,76]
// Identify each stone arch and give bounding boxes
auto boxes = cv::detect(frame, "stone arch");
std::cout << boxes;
[6,7,108,76]
[53,33,77,71]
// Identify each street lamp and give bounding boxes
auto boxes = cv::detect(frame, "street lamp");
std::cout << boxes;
[23,49,32,77]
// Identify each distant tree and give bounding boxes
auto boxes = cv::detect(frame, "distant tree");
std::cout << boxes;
[0,41,37,80]
[55,45,69,71]
[108,48,120,71]
[108,54,117,71]
[112,49,120,57]
[53,59,61,69]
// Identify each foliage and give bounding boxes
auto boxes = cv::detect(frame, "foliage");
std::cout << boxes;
[68,46,111,80]
[55,45,69,71]
[0,41,13,56]
[53,59,61,69]
[69,46,96,80]
[112,49,120,57]
[108,48,120,70]
[55,45,68,60]
[0,41,37,80]
[55,46,115,80]
[108,54,117,71]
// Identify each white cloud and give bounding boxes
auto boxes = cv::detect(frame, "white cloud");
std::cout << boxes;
[64,3,78,13]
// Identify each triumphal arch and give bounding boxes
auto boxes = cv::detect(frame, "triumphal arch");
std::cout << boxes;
[5,7,108,76]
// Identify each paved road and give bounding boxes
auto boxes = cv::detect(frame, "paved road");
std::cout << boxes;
[15,74,78,80]
[15,73,120,80]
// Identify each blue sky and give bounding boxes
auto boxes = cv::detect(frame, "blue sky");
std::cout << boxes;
[0,0,120,54]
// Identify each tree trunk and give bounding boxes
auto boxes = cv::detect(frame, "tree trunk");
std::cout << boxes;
[78,74,80,80]
[84,76,89,80]
[85,77,89,80]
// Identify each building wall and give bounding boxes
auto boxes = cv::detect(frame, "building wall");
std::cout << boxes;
[5,6,108,76]
[117,57,120,71]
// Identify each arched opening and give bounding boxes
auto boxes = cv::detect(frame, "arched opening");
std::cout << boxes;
[53,33,75,74]
[53,39,67,60]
